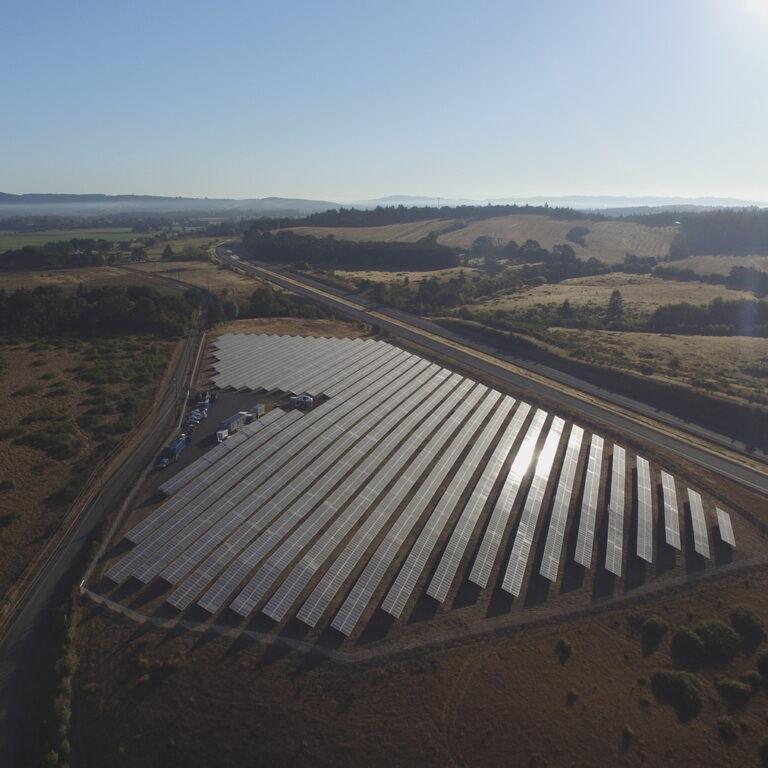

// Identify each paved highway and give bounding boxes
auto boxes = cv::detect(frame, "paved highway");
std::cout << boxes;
[0,329,200,766]
[217,243,768,497]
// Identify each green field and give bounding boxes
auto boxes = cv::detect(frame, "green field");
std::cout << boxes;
[0,228,151,252]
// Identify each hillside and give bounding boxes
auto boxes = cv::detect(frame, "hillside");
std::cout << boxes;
[277,214,677,265]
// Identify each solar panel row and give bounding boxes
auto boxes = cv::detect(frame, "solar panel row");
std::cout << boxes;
[502,416,565,596]
[604,446,626,577]
[539,425,584,583]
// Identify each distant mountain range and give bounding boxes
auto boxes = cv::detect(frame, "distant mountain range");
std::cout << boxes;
[0,193,339,218]
[352,194,768,211]
[1,192,766,219]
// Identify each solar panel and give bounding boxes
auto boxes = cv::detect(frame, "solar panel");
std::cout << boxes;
[716,508,735,547]
[635,456,653,563]
[539,424,584,583]
[469,408,548,589]
[427,401,531,603]
[688,489,710,558]
[604,445,626,577]
[502,416,565,596]
[573,434,604,569]
[660,471,681,550]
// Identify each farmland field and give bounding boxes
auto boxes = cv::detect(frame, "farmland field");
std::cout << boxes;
[0,228,150,252]
[276,219,455,243]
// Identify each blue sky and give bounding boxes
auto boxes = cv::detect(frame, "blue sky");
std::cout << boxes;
[3,0,768,201]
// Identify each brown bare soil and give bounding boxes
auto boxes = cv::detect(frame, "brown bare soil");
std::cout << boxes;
[473,273,755,314]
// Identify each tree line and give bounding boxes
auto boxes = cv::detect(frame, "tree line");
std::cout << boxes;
[242,229,460,270]
[0,285,200,337]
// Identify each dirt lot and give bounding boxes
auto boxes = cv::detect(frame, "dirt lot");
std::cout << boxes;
[472,273,755,314]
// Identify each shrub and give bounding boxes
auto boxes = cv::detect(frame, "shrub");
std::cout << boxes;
[671,626,706,670]
[717,678,752,710]
[760,736,768,767]
[651,670,703,721]
[642,615,668,655]
[696,620,741,666]
[556,638,572,664]
[0,479,13,493]
[731,605,765,652]
[742,671,762,693]
[757,649,768,678]
[717,718,737,743]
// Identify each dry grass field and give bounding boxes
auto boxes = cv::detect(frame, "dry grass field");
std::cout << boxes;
[280,215,677,266]
[667,254,768,276]
[126,259,265,299]
[473,273,756,314]
[0,265,181,293]
[276,219,454,243]
[333,266,483,284]
[548,329,768,407]
[437,215,678,265]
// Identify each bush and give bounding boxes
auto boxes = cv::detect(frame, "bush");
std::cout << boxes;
[761,737,768,768]
[642,615,668,655]
[651,670,703,721]
[696,620,741,666]
[671,626,706,670]
[717,718,737,743]
[730,605,765,652]
[717,678,752,710]
[757,649,768,678]
[0,479,13,493]
[556,638,572,664]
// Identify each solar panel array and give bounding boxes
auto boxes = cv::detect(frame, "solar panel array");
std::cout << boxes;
[105,334,735,637]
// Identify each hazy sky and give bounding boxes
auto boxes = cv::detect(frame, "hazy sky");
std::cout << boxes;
[3,0,768,201]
